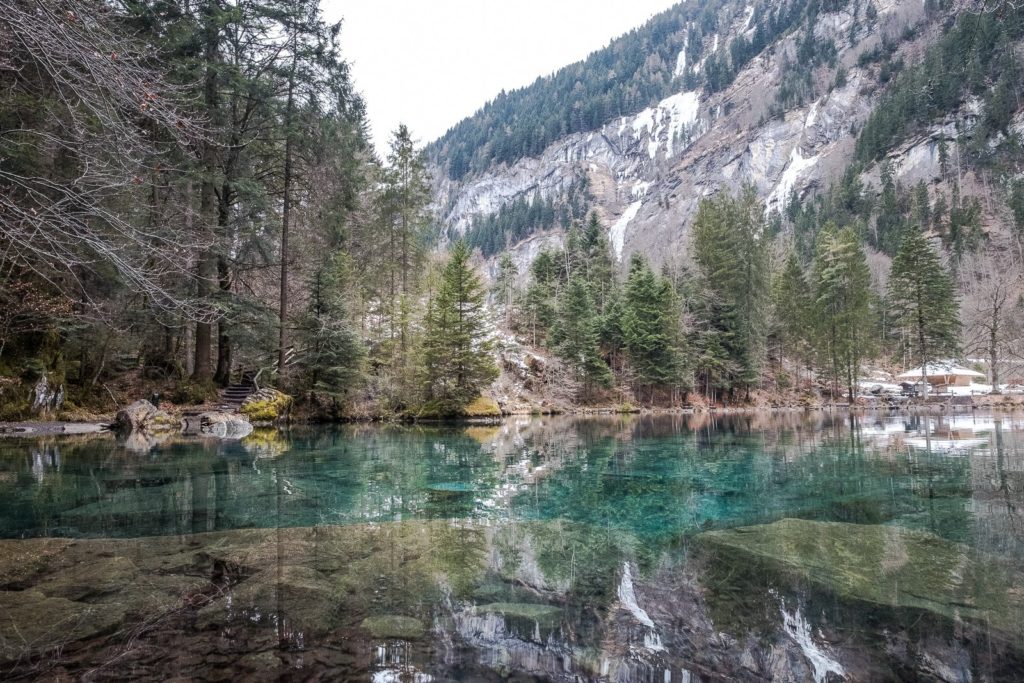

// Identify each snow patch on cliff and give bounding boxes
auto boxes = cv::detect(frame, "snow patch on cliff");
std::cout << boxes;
[610,201,642,261]
[780,600,845,683]
[767,147,819,212]
[629,91,701,160]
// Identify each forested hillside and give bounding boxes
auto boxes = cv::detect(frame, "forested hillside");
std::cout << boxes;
[0,0,494,420]
[431,0,1024,409]
[4,0,1024,422]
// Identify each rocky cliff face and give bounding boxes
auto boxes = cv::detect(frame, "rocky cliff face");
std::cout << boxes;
[431,0,980,275]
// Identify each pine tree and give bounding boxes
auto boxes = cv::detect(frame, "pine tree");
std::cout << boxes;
[691,186,768,395]
[378,125,431,355]
[621,255,685,400]
[552,274,612,395]
[812,225,875,399]
[522,249,561,345]
[420,241,498,415]
[888,228,960,383]
[772,250,813,376]
[298,254,365,395]
[494,253,518,325]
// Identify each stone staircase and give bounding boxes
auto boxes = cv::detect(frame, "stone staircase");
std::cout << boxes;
[218,371,257,412]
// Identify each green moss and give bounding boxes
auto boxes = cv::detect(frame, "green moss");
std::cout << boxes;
[464,396,501,417]
[699,518,1024,636]
[240,391,292,422]
[473,602,561,625]
[360,615,425,639]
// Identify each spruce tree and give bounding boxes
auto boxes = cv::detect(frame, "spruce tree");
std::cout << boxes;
[494,253,518,325]
[298,254,365,395]
[888,228,960,384]
[772,250,813,377]
[692,186,768,395]
[552,274,613,395]
[812,225,875,399]
[420,241,498,415]
[621,255,684,400]
[523,249,560,345]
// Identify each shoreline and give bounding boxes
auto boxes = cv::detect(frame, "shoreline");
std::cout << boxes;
[3,400,1022,437]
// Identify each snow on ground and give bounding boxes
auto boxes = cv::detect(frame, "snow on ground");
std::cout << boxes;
[610,201,642,261]
[743,4,756,30]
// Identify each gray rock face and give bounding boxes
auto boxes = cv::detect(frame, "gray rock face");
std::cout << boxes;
[114,399,175,434]
[432,0,936,276]
[30,374,64,415]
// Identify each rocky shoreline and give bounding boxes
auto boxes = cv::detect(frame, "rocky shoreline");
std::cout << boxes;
[3,398,1023,437]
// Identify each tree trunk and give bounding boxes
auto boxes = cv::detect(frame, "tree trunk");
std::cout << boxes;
[215,253,232,385]
[193,8,219,384]
[278,43,297,382]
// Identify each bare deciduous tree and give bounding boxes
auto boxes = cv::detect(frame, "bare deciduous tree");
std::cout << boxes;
[0,0,208,316]
[959,250,1024,389]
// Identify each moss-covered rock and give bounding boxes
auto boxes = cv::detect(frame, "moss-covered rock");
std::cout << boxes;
[114,399,176,434]
[360,615,426,639]
[240,388,293,423]
[472,602,561,624]
[699,518,1024,636]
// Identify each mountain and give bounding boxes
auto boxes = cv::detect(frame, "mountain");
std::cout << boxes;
[428,0,1023,275]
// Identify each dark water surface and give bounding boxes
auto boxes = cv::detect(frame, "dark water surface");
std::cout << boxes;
[1,412,1022,681]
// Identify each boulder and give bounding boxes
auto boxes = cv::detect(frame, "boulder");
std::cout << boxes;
[240,388,292,423]
[196,565,339,637]
[30,374,64,415]
[0,590,126,663]
[114,399,176,434]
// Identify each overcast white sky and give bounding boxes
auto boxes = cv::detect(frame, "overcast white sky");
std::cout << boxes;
[322,1,680,156]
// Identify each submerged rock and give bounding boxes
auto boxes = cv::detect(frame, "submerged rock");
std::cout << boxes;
[35,555,137,600]
[472,602,561,625]
[699,518,1024,636]
[0,590,125,663]
[361,615,426,639]
[197,565,339,637]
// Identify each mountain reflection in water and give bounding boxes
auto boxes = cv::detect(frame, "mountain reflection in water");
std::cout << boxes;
[0,411,1022,681]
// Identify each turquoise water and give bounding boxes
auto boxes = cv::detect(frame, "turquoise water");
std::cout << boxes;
[0,412,1022,680]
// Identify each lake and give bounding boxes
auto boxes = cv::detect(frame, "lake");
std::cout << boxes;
[0,412,1022,681]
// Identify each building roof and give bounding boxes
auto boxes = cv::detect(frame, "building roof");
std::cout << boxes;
[896,362,986,381]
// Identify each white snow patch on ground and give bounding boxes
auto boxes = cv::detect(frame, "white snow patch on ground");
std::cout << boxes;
[767,147,819,212]
[743,4,755,29]
[632,181,651,199]
[610,201,642,261]
[780,602,845,683]
[675,49,687,77]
